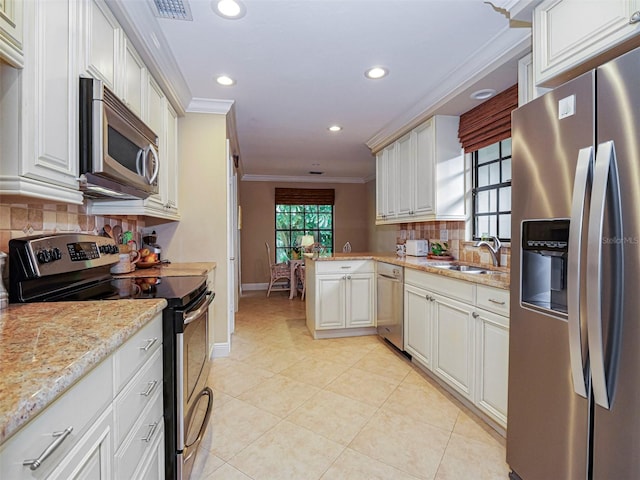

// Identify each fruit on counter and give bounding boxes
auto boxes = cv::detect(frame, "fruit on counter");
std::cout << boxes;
[142,253,158,263]
[139,248,151,257]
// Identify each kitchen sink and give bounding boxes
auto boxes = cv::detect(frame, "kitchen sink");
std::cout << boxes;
[433,264,506,275]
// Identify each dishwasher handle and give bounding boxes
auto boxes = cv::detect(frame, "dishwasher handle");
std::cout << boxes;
[377,273,401,282]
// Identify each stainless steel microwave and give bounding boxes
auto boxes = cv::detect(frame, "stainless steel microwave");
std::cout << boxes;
[79,77,159,199]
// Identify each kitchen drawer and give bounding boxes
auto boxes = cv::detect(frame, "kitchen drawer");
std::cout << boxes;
[315,260,374,275]
[113,313,162,394]
[476,285,510,317]
[405,268,475,304]
[113,347,163,449]
[0,359,113,479]
[114,389,163,480]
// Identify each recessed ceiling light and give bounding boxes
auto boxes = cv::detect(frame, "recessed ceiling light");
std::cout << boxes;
[470,88,497,100]
[216,75,235,86]
[365,66,388,80]
[328,125,342,132]
[213,0,246,19]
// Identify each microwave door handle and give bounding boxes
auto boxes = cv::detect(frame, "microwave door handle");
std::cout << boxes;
[136,148,145,176]
[147,144,159,184]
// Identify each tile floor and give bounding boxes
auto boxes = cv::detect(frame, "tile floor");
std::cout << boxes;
[192,291,509,479]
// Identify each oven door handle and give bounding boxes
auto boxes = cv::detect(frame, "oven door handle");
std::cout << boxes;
[184,291,215,326]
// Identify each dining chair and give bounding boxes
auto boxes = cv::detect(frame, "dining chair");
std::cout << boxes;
[265,242,291,297]
[296,263,306,300]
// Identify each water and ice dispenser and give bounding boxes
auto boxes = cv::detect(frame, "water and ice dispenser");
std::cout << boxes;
[521,219,570,315]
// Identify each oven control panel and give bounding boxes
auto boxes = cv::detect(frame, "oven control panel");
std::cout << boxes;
[10,234,120,278]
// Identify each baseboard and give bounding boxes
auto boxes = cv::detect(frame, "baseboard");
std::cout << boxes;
[212,342,230,358]
[242,282,268,291]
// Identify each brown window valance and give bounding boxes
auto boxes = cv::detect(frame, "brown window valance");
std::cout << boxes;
[275,188,335,205]
[458,84,518,153]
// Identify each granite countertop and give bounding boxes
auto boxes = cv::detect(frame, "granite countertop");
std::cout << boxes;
[114,261,216,278]
[0,299,167,445]
[310,252,510,290]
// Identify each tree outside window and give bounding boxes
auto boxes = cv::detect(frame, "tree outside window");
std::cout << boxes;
[275,204,333,263]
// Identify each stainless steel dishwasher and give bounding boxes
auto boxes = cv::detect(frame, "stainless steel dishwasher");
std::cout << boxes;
[376,262,404,351]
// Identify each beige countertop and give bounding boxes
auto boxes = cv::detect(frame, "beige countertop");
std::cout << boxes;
[0,299,167,445]
[114,261,217,278]
[311,252,510,290]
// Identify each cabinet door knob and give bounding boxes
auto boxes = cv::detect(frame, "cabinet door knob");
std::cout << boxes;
[630,11,640,24]
[472,312,479,318]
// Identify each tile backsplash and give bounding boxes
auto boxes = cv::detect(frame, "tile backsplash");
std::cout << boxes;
[396,220,511,269]
[0,202,145,255]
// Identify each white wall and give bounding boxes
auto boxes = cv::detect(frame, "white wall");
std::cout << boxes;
[153,112,230,354]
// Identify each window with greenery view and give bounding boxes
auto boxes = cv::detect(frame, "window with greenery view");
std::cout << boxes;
[472,138,511,241]
[275,204,333,263]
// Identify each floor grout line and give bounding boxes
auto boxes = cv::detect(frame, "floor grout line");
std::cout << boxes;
[197,291,508,480]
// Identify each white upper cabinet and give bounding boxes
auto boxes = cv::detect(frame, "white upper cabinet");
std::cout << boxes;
[395,132,414,217]
[534,0,640,87]
[123,38,146,118]
[1,0,83,204]
[375,144,397,221]
[517,52,551,106]
[375,115,464,225]
[0,0,23,67]
[80,0,120,91]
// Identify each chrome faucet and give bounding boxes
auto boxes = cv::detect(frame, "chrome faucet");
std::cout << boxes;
[474,236,502,267]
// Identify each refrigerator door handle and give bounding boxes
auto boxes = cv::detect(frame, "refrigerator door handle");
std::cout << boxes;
[586,140,624,410]
[567,146,593,398]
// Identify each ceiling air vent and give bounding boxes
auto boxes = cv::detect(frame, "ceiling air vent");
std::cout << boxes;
[150,0,193,20]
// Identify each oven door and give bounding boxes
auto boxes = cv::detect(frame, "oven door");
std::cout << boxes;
[177,291,214,480]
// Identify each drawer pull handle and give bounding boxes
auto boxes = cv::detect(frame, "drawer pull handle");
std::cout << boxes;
[340,266,352,269]
[142,422,159,443]
[139,338,158,352]
[23,427,73,470]
[140,380,159,397]
[488,298,506,305]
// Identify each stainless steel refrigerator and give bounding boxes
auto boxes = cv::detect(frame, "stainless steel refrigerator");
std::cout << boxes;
[507,45,640,480]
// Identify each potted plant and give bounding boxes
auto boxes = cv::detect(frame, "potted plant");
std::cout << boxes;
[428,241,454,260]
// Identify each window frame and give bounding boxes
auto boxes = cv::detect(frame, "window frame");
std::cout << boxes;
[274,204,334,263]
[471,138,512,242]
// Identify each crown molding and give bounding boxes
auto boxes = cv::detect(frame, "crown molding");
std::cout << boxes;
[241,174,367,184]
[366,27,531,153]
[186,98,235,114]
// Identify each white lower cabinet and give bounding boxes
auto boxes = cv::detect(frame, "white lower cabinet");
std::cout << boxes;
[476,308,509,426]
[432,294,475,401]
[404,284,433,368]
[0,314,164,479]
[48,406,114,480]
[306,260,375,338]
[403,269,509,428]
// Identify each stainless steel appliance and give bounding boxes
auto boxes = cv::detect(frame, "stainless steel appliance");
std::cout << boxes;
[79,77,160,200]
[8,234,214,480]
[376,262,404,350]
[508,45,640,480]
[143,231,163,261]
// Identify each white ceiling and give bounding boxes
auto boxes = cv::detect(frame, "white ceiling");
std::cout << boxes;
[113,0,531,183]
